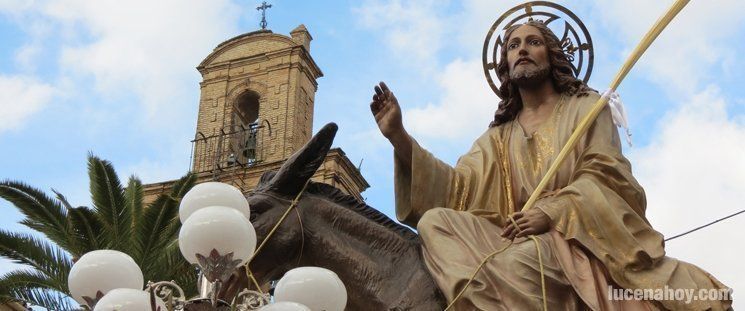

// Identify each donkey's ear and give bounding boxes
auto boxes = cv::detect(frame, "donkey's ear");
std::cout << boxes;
[267,123,338,196]
[257,170,277,187]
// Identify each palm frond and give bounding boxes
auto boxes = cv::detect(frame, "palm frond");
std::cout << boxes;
[51,189,75,213]
[150,240,198,298]
[0,270,74,310]
[168,172,196,200]
[133,173,195,282]
[52,189,86,257]
[66,206,104,257]
[87,154,129,250]
[0,230,71,290]
[0,181,73,251]
[12,289,74,311]
[134,194,176,268]
[0,159,200,308]
[52,189,111,258]
[125,176,143,240]
[154,172,196,251]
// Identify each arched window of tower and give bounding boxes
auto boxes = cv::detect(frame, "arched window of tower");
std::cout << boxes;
[234,90,260,127]
[232,90,261,164]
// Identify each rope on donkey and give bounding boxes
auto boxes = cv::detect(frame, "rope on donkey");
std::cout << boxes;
[244,179,312,292]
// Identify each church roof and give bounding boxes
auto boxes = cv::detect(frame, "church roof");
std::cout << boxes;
[215,29,273,49]
[198,29,301,70]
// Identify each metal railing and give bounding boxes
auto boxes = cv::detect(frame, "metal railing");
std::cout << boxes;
[190,122,270,175]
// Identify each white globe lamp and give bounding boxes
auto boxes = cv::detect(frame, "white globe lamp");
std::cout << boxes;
[258,301,311,311]
[92,288,167,311]
[68,250,144,308]
[179,182,250,222]
[274,267,347,311]
[178,206,257,282]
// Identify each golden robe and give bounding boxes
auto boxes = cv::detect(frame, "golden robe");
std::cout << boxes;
[394,92,732,310]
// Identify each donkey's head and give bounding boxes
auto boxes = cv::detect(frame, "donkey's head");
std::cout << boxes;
[243,122,338,284]
[220,123,443,309]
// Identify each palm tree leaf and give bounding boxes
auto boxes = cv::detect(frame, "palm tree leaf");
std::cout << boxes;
[156,172,196,250]
[134,173,195,278]
[168,172,196,200]
[66,206,104,257]
[162,240,198,297]
[0,181,72,251]
[0,158,201,308]
[52,189,86,257]
[0,230,71,290]
[10,289,73,311]
[134,194,176,267]
[51,189,74,212]
[124,176,143,244]
[0,270,74,310]
[87,154,129,250]
[142,239,197,298]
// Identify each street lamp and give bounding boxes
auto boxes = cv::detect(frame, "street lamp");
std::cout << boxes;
[67,250,144,308]
[93,288,166,311]
[67,182,347,311]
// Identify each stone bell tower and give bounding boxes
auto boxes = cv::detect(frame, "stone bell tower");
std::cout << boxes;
[193,25,320,168]
[143,25,368,201]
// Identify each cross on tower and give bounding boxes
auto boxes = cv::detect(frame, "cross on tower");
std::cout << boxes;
[256,1,272,30]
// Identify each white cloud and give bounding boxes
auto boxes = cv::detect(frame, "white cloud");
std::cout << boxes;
[404,58,495,141]
[632,86,745,307]
[0,0,33,14]
[121,158,188,185]
[120,147,192,186]
[26,0,243,125]
[452,0,532,49]
[0,75,56,133]
[595,0,745,96]
[14,43,42,72]
[354,0,449,70]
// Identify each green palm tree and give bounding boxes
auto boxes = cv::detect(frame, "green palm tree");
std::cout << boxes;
[0,154,199,310]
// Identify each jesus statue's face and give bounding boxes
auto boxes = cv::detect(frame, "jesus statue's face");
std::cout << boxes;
[505,24,551,88]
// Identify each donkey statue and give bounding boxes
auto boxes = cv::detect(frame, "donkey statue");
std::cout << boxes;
[219,123,446,310]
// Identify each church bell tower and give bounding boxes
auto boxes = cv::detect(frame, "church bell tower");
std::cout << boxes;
[155,24,370,199]
[193,25,321,171]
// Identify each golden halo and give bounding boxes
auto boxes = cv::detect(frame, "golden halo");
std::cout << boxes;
[482,1,594,98]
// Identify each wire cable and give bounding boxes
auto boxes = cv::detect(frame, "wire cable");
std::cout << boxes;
[665,209,745,242]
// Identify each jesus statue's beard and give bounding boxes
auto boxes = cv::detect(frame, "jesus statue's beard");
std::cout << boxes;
[510,64,551,89]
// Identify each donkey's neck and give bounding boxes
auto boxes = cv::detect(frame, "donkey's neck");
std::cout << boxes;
[298,196,422,307]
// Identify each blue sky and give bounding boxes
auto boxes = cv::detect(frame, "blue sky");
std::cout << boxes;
[1,0,743,308]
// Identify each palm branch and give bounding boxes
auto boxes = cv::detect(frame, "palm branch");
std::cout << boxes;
[0,270,74,310]
[87,154,130,252]
[0,181,73,254]
[0,155,199,309]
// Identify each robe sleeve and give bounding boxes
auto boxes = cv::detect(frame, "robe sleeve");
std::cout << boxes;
[394,134,493,228]
[534,104,666,286]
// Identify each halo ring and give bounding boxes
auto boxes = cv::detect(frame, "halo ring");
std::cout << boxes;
[482,1,594,98]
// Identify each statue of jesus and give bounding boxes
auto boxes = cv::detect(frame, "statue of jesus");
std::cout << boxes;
[369,20,732,310]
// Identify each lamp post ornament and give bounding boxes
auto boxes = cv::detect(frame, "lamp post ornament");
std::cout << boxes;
[257,1,272,30]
